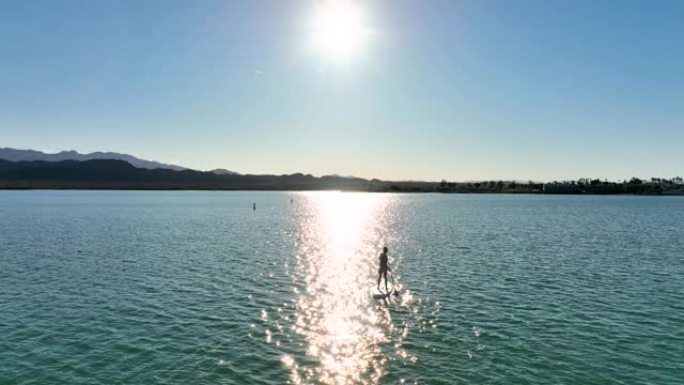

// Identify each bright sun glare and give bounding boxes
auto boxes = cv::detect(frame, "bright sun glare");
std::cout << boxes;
[310,0,370,61]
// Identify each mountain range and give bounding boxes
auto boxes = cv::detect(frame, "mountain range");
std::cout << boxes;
[0,158,410,191]
[0,147,436,191]
[0,147,676,194]
[0,148,187,171]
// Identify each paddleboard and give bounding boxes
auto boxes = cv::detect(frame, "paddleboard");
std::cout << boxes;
[371,281,394,299]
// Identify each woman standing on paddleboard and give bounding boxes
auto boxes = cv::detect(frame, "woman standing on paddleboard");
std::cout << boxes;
[377,246,391,291]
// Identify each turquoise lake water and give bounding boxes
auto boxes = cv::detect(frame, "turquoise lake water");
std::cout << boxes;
[1,191,682,384]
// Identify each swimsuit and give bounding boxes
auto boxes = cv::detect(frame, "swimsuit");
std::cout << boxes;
[379,253,388,273]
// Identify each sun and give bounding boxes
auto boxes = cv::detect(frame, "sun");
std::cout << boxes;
[310,1,370,62]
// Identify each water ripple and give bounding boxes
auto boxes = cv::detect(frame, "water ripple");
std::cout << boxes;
[1,192,683,384]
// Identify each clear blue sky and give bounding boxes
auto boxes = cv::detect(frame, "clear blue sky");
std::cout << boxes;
[1,0,682,181]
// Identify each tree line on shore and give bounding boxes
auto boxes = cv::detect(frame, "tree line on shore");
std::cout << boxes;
[437,177,684,195]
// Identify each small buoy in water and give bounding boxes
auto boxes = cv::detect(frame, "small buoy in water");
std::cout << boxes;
[253,203,256,210]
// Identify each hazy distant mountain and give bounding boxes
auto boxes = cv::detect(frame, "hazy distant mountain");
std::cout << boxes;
[0,159,395,191]
[0,148,186,171]
[211,168,240,175]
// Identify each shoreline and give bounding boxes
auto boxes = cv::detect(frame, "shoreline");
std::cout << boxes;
[0,184,681,196]
[2,159,681,195]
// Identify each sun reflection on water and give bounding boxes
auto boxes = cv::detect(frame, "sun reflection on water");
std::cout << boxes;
[290,192,390,385]
[255,192,431,385]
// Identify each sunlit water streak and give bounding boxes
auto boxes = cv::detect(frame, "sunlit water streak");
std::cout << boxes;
[259,192,433,385]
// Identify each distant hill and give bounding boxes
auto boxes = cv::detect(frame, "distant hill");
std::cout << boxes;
[0,148,186,171]
[0,158,441,191]
[0,159,405,191]
[211,168,240,175]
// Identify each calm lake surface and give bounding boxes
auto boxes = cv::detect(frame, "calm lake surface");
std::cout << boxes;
[1,191,682,385]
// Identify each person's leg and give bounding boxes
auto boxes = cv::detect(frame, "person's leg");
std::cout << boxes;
[377,268,381,289]
[383,270,388,290]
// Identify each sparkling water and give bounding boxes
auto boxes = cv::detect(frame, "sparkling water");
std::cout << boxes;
[1,191,682,384]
